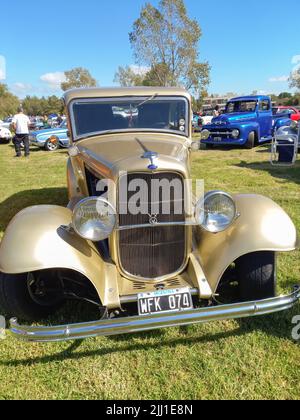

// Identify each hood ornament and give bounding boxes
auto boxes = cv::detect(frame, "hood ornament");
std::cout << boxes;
[142,151,159,170]
[135,138,159,170]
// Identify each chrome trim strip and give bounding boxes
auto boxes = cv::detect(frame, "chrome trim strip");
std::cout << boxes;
[117,220,196,231]
[9,287,300,343]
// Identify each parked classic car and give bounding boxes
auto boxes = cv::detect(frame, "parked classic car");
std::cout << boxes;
[29,117,50,131]
[201,95,291,149]
[0,87,299,342]
[29,120,70,151]
[0,117,13,130]
[274,106,300,122]
[0,126,12,143]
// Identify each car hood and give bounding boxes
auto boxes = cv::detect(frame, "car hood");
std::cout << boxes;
[76,132,190,176]
[30,127,66,136]
[208,112,256,126]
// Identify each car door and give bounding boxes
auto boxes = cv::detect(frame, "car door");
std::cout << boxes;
[258,99,272,138]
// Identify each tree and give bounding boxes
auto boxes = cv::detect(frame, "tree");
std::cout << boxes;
[128,0,210,92]
[0,84,19,119]
[114,66,146,86]
[22,95,64,116]
[289,68,300,90]
[22,96,43,115]
[61,67,97,91]
[278,92,292,99]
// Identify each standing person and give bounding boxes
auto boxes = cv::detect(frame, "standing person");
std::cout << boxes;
[213,105,220,118]
[56,114,63,126]
[11,106,30,158]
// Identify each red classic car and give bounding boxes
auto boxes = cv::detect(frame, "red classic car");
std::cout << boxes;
[275,106,300,121]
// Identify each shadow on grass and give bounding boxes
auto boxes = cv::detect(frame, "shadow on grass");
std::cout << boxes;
[0,188,68,234]
[1,304,299,368]
[235,160,300,185]
[7,144,69,155]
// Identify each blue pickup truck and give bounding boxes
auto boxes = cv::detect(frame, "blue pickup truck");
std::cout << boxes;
[201,95,291,149]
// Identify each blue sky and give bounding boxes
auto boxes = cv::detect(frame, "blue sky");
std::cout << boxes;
[0,0,299,98]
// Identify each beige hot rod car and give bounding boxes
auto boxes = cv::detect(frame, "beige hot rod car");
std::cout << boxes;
[0,87,299,342]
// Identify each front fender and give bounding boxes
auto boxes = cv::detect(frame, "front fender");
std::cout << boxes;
[0,206,120,309]
[238,122,260,141]
[195,194,298,292]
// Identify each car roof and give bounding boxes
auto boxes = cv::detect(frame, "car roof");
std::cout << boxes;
[277,105,297,109]
[229,95,270,102]
[64,87,191,105]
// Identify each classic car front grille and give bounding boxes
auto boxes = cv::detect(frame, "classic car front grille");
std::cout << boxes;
[209,128,233,138]
[118,172,186,279]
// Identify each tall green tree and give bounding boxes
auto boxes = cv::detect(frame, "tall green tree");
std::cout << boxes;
[0,84,19,119]
[128,0,210,91]
[22,95,64,116]
[114,66,146,86]
[289,68,300,90]
[61,67,97,91]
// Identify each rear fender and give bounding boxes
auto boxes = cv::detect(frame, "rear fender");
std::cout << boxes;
[0,206,120,309]
[274,117,292,131]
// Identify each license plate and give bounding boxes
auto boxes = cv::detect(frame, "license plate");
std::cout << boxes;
[214,137,222,142]
[138,288,193,316]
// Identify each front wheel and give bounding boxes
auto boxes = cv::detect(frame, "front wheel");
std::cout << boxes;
[0,272,64,321]
[235,251,276,301]
[245,131,256,149]
[45,137,59,152]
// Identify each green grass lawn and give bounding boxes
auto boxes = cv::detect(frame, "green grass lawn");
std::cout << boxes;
[0,141,299,400]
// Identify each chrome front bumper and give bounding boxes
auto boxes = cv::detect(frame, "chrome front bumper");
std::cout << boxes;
[10,287,300,343]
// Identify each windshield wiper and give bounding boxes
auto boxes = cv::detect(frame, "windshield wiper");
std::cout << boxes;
[136,93,158,108]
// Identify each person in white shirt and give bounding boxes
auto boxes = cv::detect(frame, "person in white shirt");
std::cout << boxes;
[11,107,30,157]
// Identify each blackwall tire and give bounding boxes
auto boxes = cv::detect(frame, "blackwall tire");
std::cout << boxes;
[245,131,256,149]
[0,272,63,322]
[235,251,276,302]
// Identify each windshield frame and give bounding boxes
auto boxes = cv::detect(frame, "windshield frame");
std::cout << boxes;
[69,95,190,141]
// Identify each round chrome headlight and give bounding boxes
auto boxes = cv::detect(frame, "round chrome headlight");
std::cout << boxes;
[195,191,237,233]
[201,129,210,140]
[231,129,240,139]
[72,197,116,241]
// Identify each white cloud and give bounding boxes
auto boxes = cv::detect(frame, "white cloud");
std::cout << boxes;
[291,55,300,65]
[268,75,289,83]
[40,71,66,89]
[130,65,150,76]
[11,82,33,95]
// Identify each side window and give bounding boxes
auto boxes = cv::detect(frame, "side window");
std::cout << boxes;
[259,100,270,112]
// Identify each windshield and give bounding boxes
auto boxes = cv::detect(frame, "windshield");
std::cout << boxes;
[226,101,257,114]
[60,121,67,129]
[71,97,188,140]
